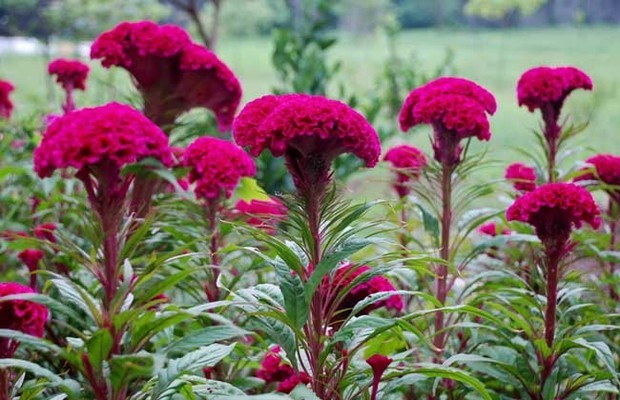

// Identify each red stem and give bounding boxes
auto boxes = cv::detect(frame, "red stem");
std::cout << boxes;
[205,201,221,302]
[608,199,618,301]
[0,369,9,400]
[541,246,561,390]
[433,163,453,361]
[63,87,75,114]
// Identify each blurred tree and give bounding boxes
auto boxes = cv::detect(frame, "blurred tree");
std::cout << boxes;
[0,0,54,39]
[465,0,547,25]
[162,0,223,49]
[220,0,285,36]
[392,0,462,28]
[338,0,391,34]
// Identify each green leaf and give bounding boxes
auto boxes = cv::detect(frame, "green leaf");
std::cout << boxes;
[109,353,155,390]
[304,238,371,302]
[165,325,250,355]
[236,177,270,201]
[410,364,493,400]
[415,203,440,243]
[275,257,309,329]
[0,329,61,353]
[86,330,113,370]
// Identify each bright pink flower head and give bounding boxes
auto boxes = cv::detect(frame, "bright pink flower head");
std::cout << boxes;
[577,154,620,187]
[384,144,427,197]
[33,223,57,243]
[256,346,311,393]
[478,222,511,237]
[324,263,403,327]
[399,77,496,166]
[234,94,380,191]
[18,249,44,272]
[506,183,600,246]
[277,372,311,393]
[0,282,49,340]
[33,102,172,178]
[0,79,15,119]
[517,66,592,113]
[235,198,287,232]
[183,137,256,200]
[505,162,537,193]
[48,59,90,91]
[91,21,241,131]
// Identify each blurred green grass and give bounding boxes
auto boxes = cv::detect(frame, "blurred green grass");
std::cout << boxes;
[1,26,619,166]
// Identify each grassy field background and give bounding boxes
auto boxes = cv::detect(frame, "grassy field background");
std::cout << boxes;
[1,26,619,177]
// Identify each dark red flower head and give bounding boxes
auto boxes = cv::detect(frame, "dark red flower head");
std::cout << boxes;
[366,354,392,380]
[33,223,57,243]
[575,154,620,204]
[0,282,49,342]
[235,197,287,232]
[0,79,15,119]
[384,144,427,197]
[183,137,256,201]
[18,249,44,272]
[91,20,241,131]
[33,102,172,179]
[517,66,592,113]
[399,77,496,166]
[478,222,511,237]
[256,346,311,393]
[506,183,600,246]
[323,262,403,328]
[48,59,90,91]
[233,94,380,191]
[505,162,537,193]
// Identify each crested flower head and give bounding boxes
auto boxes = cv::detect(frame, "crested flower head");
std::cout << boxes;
[18,249,44,272]
[478,222,511,237]
[517,66,592,113]
[256,345,311,393]
[235,197,287,232]
[0,282,49,357]
[366,354,392,380]
[576,154,620,187]
[233,94,380,191]
[91,20,241,131]
[505,162,537,193]
[384,144,427,197]
[48,59,90,91]
[33,102,172,179]
[399,77,496,166]
[33,223,57,243]
[506,183,600,246]
[0,79,15,119]
[183,137,256,201]
[321,262,402,328]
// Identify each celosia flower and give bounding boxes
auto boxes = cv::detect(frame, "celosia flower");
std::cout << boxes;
[233,94,380,192]
[0,79,15,119]
[323,262,403,327]
[506,183,600,247]
[235,197,287,233]
[366,354,392,400]
[256,346,311,393]
[384,144,427,197]
[33,223,57,243]
[48,59,89,91]
[0,282,49,357]
[183,137,256,201]
[33,102,172,179]
[575,154,620,203]
[18,249,44,272]
[517,66,592,140]
[478,222,511,237]
[399,77,496,167]
[505,162,537,193]
[91,20,241,131]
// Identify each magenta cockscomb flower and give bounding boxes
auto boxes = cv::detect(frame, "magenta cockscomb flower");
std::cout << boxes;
[18,249,44,289]
[384,144,427,198]
[48,59,90,113]
[576,154,620,202]
[399,77,496,167]
[505,162,537,193]
[507,183,600,247]
[366,354,393,400]
[0,80,15,119]
[323,262,403,328]
[517,66,592,139]
[91,20,241,131]
[0,282,49,357]
[235,198,287,233]
[33,223,57,243]
[233,94,380,192]
[34,102,172,179]
[478,222,511,237]
[48,59,89,91]
[183,137,256,201]
[256,346,311,393]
